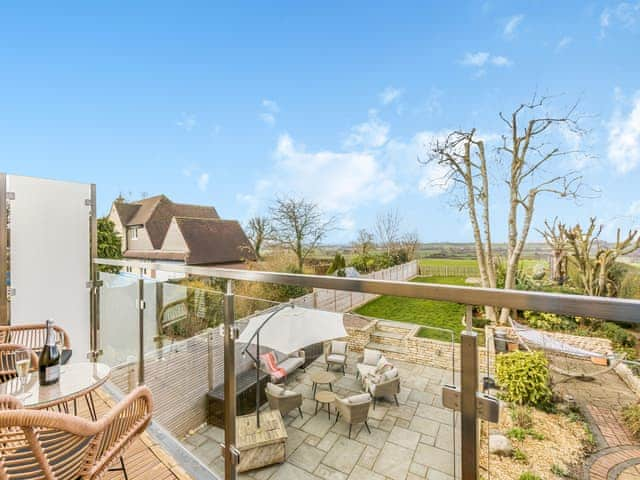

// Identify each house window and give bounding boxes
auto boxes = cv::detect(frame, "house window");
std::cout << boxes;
[130,227,139,240]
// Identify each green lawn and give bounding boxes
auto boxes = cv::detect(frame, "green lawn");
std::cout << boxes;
[354,276,473,342]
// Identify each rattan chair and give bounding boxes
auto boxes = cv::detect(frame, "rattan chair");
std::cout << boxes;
[325,340,348,373]
[0,344,38,383]
[334,393,372,439]
[0,385,153,479]
[369,375,400,410]
[0,323,71,351]
[265,382,303,418]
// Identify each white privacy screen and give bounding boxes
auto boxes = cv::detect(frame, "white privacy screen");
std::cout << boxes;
[8,175,91,361]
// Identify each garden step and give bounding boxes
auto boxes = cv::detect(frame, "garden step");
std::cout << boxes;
[366,342,406,356]
[371,330,406,340]
[375,320,414,335]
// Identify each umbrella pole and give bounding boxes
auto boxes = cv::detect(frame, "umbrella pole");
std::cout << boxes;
[256,333,261,429]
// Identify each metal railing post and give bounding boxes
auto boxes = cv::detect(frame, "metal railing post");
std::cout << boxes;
[460,318,479,480]
[223,280,237,480]
[138,277,145,385]
[0,172,7,326]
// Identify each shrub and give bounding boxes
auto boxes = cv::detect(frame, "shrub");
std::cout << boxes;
[510,405,533,429]
[496,351,552,408]
[518,473,541,480]
[522,311,578,332]
[507,427,527,441]
[623,404,640,440]
[513,448,528,463]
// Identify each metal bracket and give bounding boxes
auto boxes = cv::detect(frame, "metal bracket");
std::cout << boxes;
[86,280,104,289]
[84,198,93,206]
[6,192,15,200]
[6,287,15,297]
[218,324,239,339]
[139,300,146,310]
[442,385,500,423]
[219,443,241,464]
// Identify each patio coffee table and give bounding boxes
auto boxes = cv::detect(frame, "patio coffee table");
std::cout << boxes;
[315,390,336,419]
[310,371,336,396]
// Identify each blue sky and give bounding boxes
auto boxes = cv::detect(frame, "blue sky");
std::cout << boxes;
[1,1,639,243]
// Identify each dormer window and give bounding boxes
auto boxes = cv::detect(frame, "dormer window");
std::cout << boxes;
[130,227,139,240]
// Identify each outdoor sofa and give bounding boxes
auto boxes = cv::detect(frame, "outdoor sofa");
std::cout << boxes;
[260,350,306,383]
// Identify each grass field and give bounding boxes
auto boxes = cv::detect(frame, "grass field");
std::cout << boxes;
[354,276,473,342]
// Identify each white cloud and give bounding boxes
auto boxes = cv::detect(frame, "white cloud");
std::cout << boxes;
[177,113,197,131]
[424,88,444,115]
[503,14,524,38]
[462,51,490,67]
[197,173,210,192]
[600,2,640,36]
[379,86,403,105]
[555,36,573,52]
[608,89,640,173]
[262,99,280,113]
[461,52,511,71]
[491,55,512,66]
[240,133,400,216]
[343,111,390,149]
[260,99,279,126]
[260,112,276,126]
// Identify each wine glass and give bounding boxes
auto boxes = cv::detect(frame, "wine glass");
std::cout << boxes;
[14,349,32,400]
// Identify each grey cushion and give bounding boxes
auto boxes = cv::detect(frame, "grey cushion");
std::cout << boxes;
[327,353,346,364]
[331,341,347,355]
[279,356,304,374]
[382,367,399,381]
[347,393,371,404]
[266,383,284,396]
[363,349,381,366]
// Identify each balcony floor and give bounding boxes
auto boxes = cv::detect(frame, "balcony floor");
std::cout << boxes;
[93,389,192,480]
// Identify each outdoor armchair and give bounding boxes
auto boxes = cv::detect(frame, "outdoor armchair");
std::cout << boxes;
[0,323,72,363]
[356,348,384,380]
[334,393,372,439]
[265,382,303,418]
[0,385,153,479]
[325,340,348,373]
[0,344,38,383]
[366,365,400,409]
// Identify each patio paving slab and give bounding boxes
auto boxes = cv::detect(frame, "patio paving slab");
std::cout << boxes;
[372,442,413,480]
[387,425,421,450]
[322,436,365,473]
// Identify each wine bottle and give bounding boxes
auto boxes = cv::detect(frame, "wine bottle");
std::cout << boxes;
[39,319,60,386]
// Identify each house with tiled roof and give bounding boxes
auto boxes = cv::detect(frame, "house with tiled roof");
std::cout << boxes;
[108,195,256,277]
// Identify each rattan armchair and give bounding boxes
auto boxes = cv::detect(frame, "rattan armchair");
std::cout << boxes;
[265,382,303,418]
[324,340,348,373]
[334,393,372,439]
[0,385,153,479]
[369,375,400,410]
[0,344,38,383]
[0,323,71,351]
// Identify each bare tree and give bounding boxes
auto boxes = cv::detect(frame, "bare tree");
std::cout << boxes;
[400,231,420,260]
[353,229,374,256]
[426,94,586,323]
[270,197,336,270]
[245,216,272,260]
[562,218,640,297]
[537,217,568,284]
[375,210,402,255]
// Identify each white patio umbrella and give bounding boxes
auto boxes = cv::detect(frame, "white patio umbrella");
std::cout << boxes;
[237,304,346,428]
[238,305,346,355]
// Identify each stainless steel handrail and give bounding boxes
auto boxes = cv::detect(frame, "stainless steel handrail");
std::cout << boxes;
[94,258,640,323]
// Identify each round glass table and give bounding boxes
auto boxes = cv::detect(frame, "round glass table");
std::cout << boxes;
[0,362,110,419]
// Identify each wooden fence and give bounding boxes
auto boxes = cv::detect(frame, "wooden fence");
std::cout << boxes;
[292,260,419,312]
[418,264,479,278]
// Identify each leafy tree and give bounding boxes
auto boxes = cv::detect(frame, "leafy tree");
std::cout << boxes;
[327,253,347,276]
[97,217,122,273]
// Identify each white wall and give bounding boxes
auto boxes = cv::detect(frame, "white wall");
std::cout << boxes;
[7,175,91,361]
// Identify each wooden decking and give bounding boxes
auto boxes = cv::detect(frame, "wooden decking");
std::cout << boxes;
[93,389,193,480]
